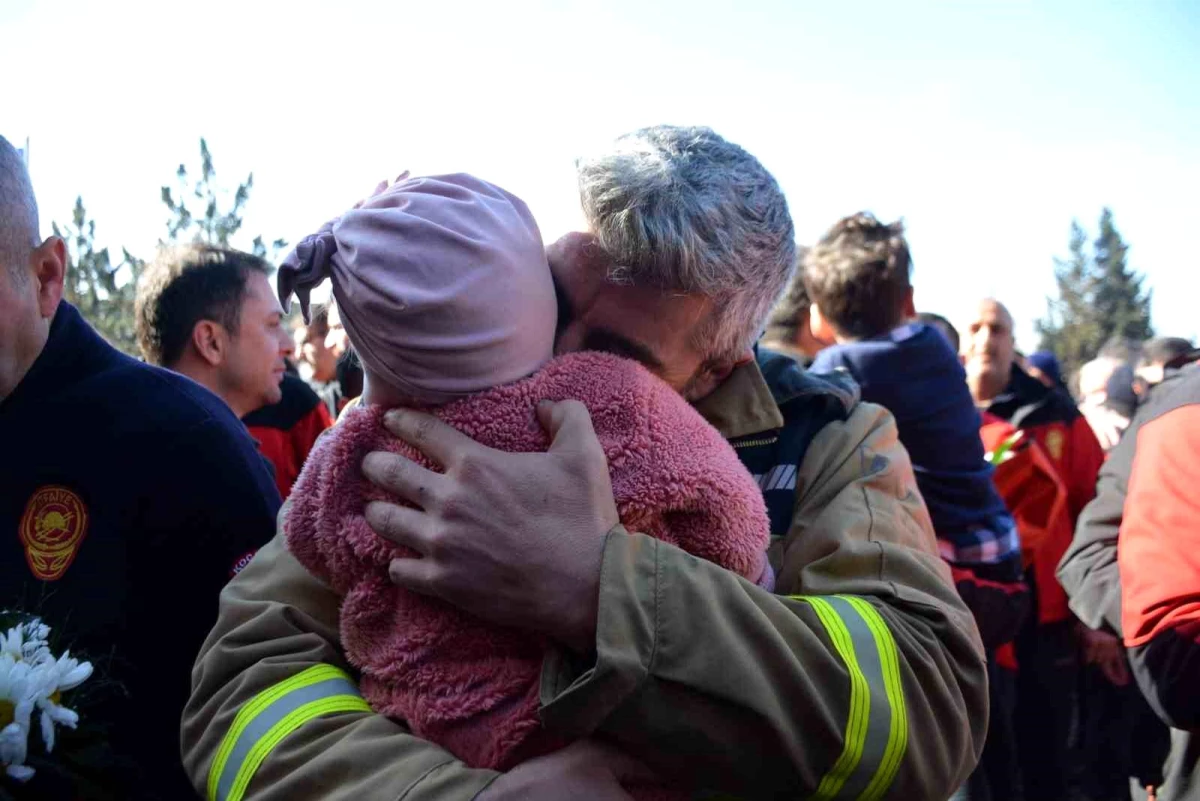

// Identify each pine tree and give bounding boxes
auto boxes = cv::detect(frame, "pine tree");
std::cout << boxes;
[1091,207,1153,345]
[1035,221,1101,376]
[52,139,286,357]
[52,197,144,355]
[1036,209,1153,382]
[160,138,287,259]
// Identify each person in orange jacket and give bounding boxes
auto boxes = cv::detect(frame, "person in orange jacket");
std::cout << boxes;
[1116,365,1200,799]
[962,298,1105,800]
[1060,362,1200,800]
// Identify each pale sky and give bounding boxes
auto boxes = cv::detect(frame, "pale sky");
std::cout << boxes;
[3,0,1197,349]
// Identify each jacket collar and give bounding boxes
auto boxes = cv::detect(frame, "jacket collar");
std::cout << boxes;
[692,359,785,440]
[0,302,120,418]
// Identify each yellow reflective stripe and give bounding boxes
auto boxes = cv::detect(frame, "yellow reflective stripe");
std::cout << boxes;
[840,596,908,801]
[207,664,353,801]
[793,595,909,801]
[801,597,871,800]
[226,694,370,801]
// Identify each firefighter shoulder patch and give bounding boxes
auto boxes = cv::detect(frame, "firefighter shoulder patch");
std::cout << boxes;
[19,485,89,581]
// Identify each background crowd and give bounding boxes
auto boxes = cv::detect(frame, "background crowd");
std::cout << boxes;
[3,120,1198,800]
[3,4,1198,799]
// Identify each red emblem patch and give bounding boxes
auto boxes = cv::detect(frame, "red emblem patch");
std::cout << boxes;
[19,486,89,581]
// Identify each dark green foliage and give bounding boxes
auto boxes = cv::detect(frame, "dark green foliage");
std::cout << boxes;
[1036,208,1153,380]
[52,138,285,356]
[53,198,144,355]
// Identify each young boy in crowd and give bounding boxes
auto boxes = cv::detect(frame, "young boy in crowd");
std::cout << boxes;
[806,213,1027,644]
[805,213,1027,798]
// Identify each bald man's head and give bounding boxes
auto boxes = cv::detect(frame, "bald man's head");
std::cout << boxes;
[0,136,40,281]
[962,297,1017,404]
[0,136,67,403]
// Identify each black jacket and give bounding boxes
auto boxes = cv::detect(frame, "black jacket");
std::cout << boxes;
[1,303,281,799]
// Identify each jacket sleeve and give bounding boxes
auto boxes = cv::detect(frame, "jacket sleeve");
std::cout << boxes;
[1056,422,1137,635]
[1065,415,1106,524]
[539,402,987,799]
[181,518,499,801]
[949,564,1030,650]
[1119,404,1200,731]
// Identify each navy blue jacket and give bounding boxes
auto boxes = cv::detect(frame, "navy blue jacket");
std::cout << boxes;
[811,323,1011,536]
[1,303,280,799]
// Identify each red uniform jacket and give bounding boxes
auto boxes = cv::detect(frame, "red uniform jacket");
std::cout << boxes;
[244,372,333,499]
[1119,370,1200,731]
[987,366,1105,624]
[1059,367,1200,799]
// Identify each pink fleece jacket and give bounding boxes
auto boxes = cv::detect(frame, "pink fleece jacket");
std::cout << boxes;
[286,351,771,774]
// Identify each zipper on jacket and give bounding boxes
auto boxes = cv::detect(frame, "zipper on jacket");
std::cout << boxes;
[733,436,779,450]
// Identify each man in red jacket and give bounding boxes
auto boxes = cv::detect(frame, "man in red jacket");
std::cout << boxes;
[1118,366,1200,799]
[963,298,1106,800]
[1060,365,1200,800]
[243,371,332,498]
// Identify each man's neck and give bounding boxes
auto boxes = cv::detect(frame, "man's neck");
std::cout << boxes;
[170,359,248,418]
[967,374,1005,409]
[0,316,54,408]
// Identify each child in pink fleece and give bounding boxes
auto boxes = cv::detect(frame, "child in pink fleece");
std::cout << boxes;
[278,173,772,780]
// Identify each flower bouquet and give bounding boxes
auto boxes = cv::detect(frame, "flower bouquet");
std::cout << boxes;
[0,614,92,787]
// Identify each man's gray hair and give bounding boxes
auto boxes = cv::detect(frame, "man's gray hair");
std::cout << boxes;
[0,136,40,279]
[577,125,795,360]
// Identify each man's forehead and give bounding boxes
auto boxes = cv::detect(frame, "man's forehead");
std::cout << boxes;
[246,271,282,312]
[972,300,1013,327]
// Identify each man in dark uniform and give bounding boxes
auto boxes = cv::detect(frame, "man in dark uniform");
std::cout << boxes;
[0,136,280,798]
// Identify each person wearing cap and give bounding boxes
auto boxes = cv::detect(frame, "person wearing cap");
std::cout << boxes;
[182,127,986,800]
[757,248,824,367]
[1025,350,1067,392]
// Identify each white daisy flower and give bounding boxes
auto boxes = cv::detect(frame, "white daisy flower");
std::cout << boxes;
[0,618,91,783]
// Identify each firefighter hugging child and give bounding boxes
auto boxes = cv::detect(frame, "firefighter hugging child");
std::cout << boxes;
[276,173,773,796]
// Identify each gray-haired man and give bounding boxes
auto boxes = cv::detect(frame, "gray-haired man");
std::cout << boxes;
[183,126,987,800]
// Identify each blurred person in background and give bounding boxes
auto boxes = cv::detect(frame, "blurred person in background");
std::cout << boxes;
[917,311,960,354]
[962,297,1106,801]
[1059,364,1200,801]
[1134,336,1196,399]
[1025,350,1068,393]
[757,248,824,366]
[806,215,1027,801]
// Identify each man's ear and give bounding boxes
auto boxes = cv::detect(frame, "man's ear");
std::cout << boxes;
[808,303,837,346]
[191,320,227,367]
[902,286,916,319]
[33,236,67,319]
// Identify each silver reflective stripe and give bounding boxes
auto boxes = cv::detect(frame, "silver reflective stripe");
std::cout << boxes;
[758,464,797,492]
[824,596,893,801]
[214,676,360,801]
